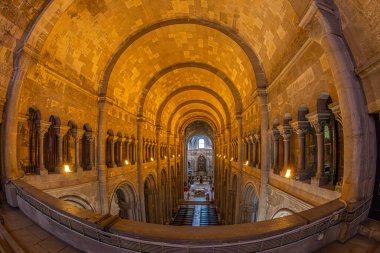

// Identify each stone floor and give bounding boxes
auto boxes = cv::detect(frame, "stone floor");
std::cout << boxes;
[316,234,380,253]
[0,205,82,253]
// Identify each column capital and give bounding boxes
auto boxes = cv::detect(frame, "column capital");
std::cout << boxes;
[306,112,330,133]
[328,102,342,126]
[299,0,342,44]
[278,125,292,140]
[290,121,309,136]
[269,128,281,140]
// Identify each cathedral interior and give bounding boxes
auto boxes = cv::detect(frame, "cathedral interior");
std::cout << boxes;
[0,0,379,252]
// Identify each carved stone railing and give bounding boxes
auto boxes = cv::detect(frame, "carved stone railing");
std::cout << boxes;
[11,180,370,252]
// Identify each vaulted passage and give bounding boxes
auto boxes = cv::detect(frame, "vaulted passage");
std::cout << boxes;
[0,0,379,252]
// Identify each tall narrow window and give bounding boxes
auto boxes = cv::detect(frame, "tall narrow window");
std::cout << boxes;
[199,138,205,149]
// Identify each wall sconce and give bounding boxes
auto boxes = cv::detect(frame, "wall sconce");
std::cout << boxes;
[64,164,71,173]
[230,157,234,162]
[124,160,129,165]
[285,169,291,178]
[172,155,175,158]
[178,154,181,157]
[164,156,167,159]
[223,155,226,159]
[150,157,154,162]
[245,161,249,166]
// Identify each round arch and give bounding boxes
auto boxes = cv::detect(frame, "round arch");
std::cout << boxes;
[166,100,229,131]
[240,183,259,223]
[59,195,94,212]
[109,181,139,221]
[155,85,232,126]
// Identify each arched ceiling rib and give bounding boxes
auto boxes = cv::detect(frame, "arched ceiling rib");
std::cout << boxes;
[167,100,227,132]
[29,0,303,110]
[169,104,224,134]
[139,63,241,117]
[177,115,218,137]
[155,86,231,127]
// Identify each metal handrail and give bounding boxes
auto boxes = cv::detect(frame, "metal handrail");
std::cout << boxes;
[13,182,369,252]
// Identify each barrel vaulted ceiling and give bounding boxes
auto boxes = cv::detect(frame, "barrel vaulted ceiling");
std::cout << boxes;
[23,0,311,134]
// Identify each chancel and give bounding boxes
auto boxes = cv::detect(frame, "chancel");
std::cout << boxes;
[0,0,379,252]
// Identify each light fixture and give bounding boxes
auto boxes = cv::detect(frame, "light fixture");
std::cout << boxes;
[178,154,181,157]
[64,164,71,173]
[172,155,175,158]
[150,157,154,162]
[164,156,167,159]
[223,155,226,159]
[125,160,129,165]
[230,157,234,161]
[245,161,249,166]
[285,169,291,178]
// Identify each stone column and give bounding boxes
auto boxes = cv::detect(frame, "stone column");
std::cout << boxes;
[38,124,49,175]
[137,116,146,221]
[257,88,270,221]
[307,113,330,185]
[300,0,371,204]
[291,121,309,180]
[89,135,94,169]
[156,126,163,224]
[55,126,63,173]
[278,124,292,175]
[74,130,82,173]
[97,97,111,214]
[271,129,280,174]
[252,136,257,167]
[234,115,244,224]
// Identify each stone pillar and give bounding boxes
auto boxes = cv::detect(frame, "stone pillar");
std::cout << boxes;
[300,0,371,204]
[278,124,292,175]
[74,130,81,172]
[55,126,63,173]
[137,116,146,221]
[252,136,257,167]
[257,88,270,221]
[38,124,48,175]
[271,129,280,174]
[291,121,309,180]
[234,115,244,224]
[97,97,111,214]
[307,113,330,185]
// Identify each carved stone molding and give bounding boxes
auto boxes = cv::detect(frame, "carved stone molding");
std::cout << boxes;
[306,112,331,134]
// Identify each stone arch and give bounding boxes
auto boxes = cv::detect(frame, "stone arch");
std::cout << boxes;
[167,100,229,131]
[101,18,267,98]
[110,181,139,221]
[59,195,94,212]
[175,110,221,135]
[241,183,259,223]
[137,63,243,117]
[155,86,232,126]
[272,208,295,219]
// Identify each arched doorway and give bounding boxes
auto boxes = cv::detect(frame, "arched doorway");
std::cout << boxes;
[241,184,259,223]
[144,175,157,223]
[110,182,138,221]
